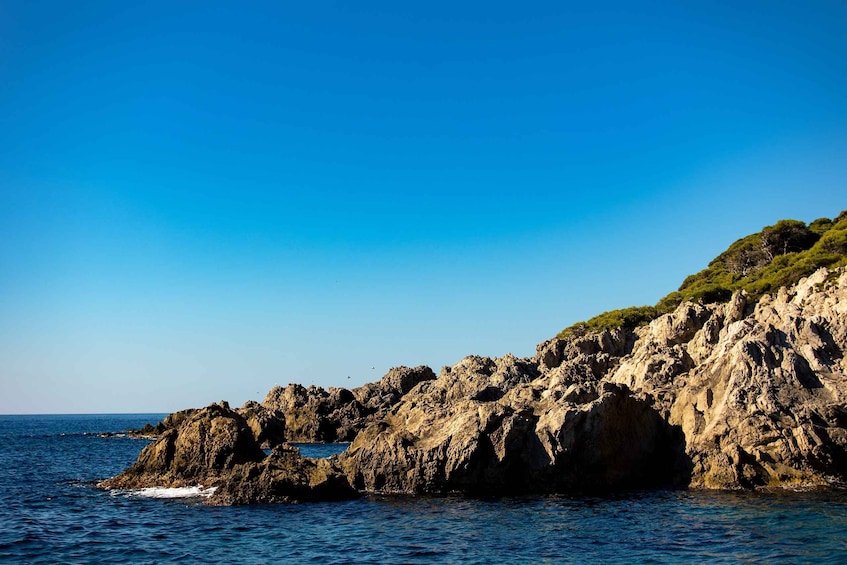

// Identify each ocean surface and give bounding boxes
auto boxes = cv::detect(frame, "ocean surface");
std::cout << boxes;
[1,414,847,564]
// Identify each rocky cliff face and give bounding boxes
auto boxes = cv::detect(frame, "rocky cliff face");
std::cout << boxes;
[611,268,847,489]
[105,268,847,503]
[339,268,847,494]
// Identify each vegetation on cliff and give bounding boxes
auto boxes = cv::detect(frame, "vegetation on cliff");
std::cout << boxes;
[560,210,847,337]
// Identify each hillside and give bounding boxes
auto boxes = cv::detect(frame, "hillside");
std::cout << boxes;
[560,210,847,338]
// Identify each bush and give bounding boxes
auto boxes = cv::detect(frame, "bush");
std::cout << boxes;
[557,211,847,336]
[558,306,657,338]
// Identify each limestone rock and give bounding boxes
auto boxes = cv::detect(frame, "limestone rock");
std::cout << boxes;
[611,268,847,488]
[339,380,685,494]
[353,365,437,410]
[261,383,366,442]
[127,408,198,438]
[101,403,357,505]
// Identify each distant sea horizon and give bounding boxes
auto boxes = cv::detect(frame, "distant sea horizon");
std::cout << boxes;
[0,412,169,417]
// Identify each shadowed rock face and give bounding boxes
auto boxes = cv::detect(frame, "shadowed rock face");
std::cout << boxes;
[338,268,847,494]
[339,374,686,495]
[211,446,358,505]
[612,268,847,488]
[238,401,286,449]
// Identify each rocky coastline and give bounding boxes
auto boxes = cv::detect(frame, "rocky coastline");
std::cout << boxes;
[102,267,847,504]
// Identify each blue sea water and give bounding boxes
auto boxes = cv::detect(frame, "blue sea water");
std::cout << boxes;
[1,414,847,564]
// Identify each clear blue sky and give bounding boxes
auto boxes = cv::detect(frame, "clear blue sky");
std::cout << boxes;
[1,1,845,414]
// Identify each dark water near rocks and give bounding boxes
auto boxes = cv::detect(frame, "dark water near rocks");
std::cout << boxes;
[2,414,847,564]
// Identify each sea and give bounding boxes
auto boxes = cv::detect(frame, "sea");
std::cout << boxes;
[1,414,847,564]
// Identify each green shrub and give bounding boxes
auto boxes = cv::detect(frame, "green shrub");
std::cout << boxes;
[558,211,847,337]
[558,306,657,338]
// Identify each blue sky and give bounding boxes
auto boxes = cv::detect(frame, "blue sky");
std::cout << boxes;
[1,1,845,413]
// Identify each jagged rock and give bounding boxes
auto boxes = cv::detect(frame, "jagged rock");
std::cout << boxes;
[353,365,437,410]
[127,408,198,438]
[100,403,265,490]
[101,403,357,505]
[612,268,847,488]
[339,268,847,495]
[261,366,436,442]
[261,383,367,442]
[238,401,287,448]
[339,381,685,494]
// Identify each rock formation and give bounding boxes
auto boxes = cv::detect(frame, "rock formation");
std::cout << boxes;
[260,365,436,442]
[339,268,847,494]
[101,402,356,504]
[106,267,847,503]
[612,268,847,489]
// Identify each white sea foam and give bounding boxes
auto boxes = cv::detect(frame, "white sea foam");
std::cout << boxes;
[119,485,217,499]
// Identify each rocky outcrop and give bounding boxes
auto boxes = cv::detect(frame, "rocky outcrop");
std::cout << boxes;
[608,268,847,488]
[101,403,265,490]
[353,365,437,411]
[107,267,847,502]
[338,268,847,494]
[261,384,366,442]
[260,365,436,442]
[128,407,198,438]
[100,403,356,504]
[338,351,686,495]
[340,380,684,495]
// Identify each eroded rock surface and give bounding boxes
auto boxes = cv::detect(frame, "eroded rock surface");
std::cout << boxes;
[211,446,358,505]
[621,268,847,489]
[339,268,847,494]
